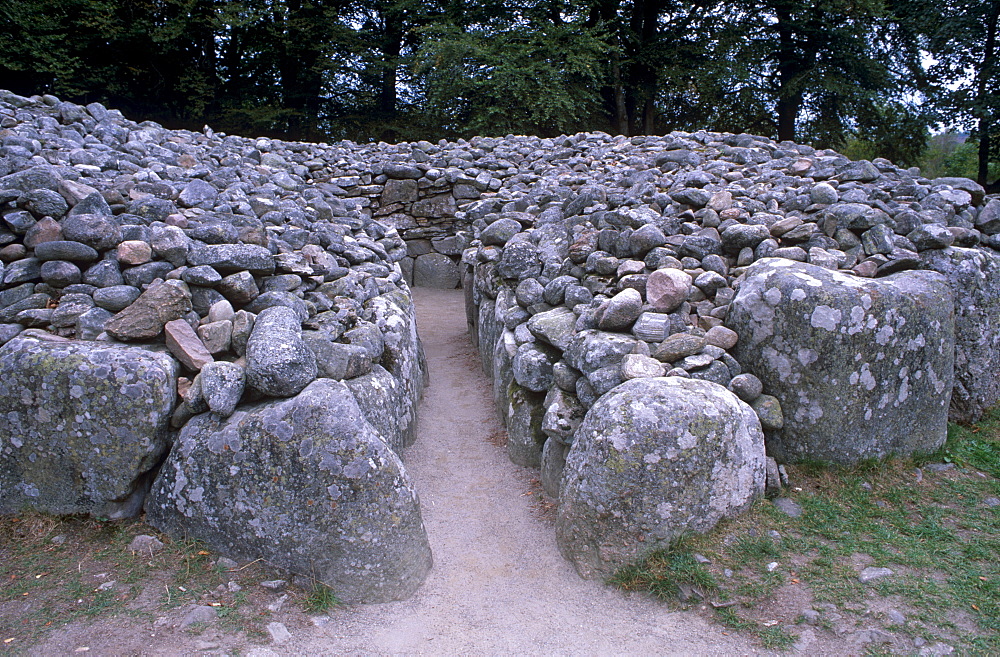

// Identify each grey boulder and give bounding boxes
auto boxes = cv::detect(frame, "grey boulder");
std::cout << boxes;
[146,379,432,603]
[727,258,954,464]
[921,247,1000,423]
[0,338,178,518]
[556,377,765,579]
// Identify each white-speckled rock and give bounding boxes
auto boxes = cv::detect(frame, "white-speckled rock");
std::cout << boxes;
[727,258,954,464]
[0,337,178,518]
[920,246,1000,423]
[556,377,765,579]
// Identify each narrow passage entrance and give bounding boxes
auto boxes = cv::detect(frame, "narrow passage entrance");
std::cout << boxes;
[308,287,756,654]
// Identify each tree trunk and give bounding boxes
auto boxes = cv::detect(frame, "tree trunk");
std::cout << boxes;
[976,0,1000,185]
[611,53,629,135]
[774,1,801,142]
[378,11,403,142]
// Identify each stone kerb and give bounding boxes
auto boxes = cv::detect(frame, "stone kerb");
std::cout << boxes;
[458,130,997,577]
[0,90,432,601]
[1,88,998,588]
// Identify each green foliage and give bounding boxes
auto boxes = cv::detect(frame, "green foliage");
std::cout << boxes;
[609,536,717,601]
[413,21,609,138]
[0,0,985,156]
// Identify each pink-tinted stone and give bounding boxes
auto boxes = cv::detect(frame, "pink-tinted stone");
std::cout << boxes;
[646,268,693,312]
[117,240,153,265]
[165,318,214,371]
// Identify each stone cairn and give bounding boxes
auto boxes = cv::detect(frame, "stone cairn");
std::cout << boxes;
[0,90,997,590]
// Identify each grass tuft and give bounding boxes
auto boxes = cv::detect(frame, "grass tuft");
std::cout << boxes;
[303,582,340,613]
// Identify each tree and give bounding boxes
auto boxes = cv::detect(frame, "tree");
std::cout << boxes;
[718,0,895,144]
[413,20,609,137]
[892,0,1000,186]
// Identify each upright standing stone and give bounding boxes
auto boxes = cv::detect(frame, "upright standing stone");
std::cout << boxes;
[556,377,765,579]
[727,258,954,464]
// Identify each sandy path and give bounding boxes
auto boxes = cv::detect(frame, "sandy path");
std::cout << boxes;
[289,287,760,655]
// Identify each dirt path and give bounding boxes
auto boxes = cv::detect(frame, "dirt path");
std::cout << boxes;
[278,287,760,655]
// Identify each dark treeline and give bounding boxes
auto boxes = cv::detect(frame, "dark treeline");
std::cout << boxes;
[0,0,997,185]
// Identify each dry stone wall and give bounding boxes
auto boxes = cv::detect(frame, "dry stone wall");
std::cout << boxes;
[1,88,998,588]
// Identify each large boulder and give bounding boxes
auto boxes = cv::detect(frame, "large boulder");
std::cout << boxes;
[147,379,432,603]
[556,377,765,579]
[727,258,954,464]
[0,337,178,518]
[921,247,1000,423]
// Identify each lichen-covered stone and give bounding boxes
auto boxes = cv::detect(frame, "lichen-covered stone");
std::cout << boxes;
[556,377,765,579]
[920,246,1000,423]
[146,379,432,603]
[365,290,427,448]
[245,306,317,398]
[346,365,412,455]
[507,381,546,467]
[0,338,178,518]
[727,258,954,464]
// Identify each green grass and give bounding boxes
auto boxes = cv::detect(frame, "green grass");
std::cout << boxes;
[612,406,1000,652]
[303,581,340,614]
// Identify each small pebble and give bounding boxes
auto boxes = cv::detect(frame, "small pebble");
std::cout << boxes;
[693,553,711,564]
[216,557,238,570]
[179,605,217,629]
[260,579,287,591]
[128,534,165,555]
[266,621,292,645]
[766,561,779,572]
[859,566,894,583]
[267,593,289,612]
[983,497,1000,508]
[886,609,906,625]
[773,497,803,518]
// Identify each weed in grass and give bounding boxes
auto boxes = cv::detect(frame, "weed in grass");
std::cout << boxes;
[609,537,718,602]
[303,582,340,613]
[714,607,796,649]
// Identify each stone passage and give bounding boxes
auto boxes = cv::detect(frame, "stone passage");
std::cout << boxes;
[1,88,998,595]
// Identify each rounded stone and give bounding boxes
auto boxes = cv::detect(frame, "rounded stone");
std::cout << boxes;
[705,325,739,350]
[93,285,142,312]
[39,260,81,287]
[646,268,692,312]
[117,240,153,265]
[33,240,99,262]
[556,377,766,579]
[728,373,763,402]
[596,288,643,331]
